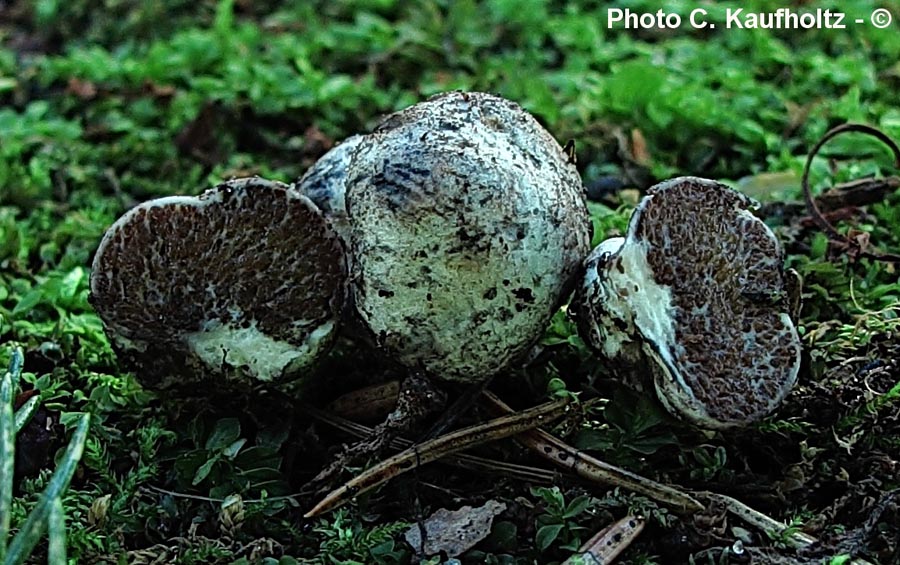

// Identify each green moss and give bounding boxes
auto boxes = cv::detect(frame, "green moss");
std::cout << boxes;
[2,0,899,561]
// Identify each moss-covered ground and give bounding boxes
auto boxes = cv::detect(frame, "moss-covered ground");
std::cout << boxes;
[1,1,899,563]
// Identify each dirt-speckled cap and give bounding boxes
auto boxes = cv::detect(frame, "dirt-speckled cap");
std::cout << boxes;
[346,91,592,382]
[89,177,347,390]
[293,134,365,243]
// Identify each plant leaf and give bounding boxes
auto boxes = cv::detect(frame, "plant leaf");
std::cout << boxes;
[5,412,90,565]
[0,353,17,561]
[11,289,43,317]
[192,456,219,486]
[5,349,23,390]
[563,495,592,519]
[222,438,247,459]
[535,523,563,552]
[47,497,66,565]
[205,417,241,451]
[13,396,40,434]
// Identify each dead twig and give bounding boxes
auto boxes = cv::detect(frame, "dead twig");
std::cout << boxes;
[562,514,645,565]
[802,123,900,262]
[483,392,874,564]
[815,177,900,211]
[481,391,705,514]
[303,403,561,485]
[304,398,570,517]
[305,372,446,494]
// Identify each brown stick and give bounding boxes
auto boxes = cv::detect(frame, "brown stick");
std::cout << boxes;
[304,398,570,517]
[802,123,900,262]
[481,392,705,514]
[562,515,645,565]
[482,392,874,564]
[304,403,561,484]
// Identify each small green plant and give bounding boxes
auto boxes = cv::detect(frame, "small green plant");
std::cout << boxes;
[680,445,731,482]
[530,486,596,553]
[594,489,676,529]
[765,516,806,550]
[0,347,91,565]
[170,415,291,500]
[573,388,679,467]
[545,377,580,403]
[312,509,410,565]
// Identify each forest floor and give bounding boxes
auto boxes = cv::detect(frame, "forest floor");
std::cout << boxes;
[1,1,899,563]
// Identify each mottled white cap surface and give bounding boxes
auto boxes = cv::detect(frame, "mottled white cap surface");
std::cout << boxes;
[347,91,592,382]
[293,134,365,242]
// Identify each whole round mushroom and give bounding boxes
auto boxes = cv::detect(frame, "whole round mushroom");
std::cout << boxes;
[571,176,802,429]
[89,177,347,390]
[345,91,592,383]
[293,134,365,243]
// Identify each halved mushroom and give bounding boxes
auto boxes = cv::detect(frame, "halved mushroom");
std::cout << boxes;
[89,178,347,389]
[571,177,801,429]
[346,91,592,383]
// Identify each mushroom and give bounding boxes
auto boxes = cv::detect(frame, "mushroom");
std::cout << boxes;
[571,176,801,429]
[293,134,365,243]
[89,177,347,389]
[345,91,592,383]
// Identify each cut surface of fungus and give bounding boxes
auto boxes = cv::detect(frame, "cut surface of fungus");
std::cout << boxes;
[573,177,801,428]
[89,178,347,389]
[346,91,591,382]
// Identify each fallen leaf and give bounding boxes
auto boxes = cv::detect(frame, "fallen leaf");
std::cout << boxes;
[736,171,799,203]
[142,80,176,99]
[67,77,98,100]
[630,128,650,165]
[404,500,507,558]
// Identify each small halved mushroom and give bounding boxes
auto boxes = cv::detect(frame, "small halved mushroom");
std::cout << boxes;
[571,177,801,429]
[89,178,347,389]
[346,91,592,383]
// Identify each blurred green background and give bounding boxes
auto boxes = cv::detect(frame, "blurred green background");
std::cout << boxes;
[3,0,899,207]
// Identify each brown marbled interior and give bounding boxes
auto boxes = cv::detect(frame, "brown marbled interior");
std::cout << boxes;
[90,178,346,364]
[634,178,800,424]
